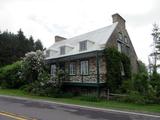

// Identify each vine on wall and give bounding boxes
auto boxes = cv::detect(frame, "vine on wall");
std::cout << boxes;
[104,47,131,92]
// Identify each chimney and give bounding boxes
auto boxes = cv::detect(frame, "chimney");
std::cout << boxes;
[112,13,126,28]
[55,35,66,42]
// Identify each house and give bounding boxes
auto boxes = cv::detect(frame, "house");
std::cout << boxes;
[45,13,138,94]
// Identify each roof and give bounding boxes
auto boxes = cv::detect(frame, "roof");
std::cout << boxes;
[46,22,118,59]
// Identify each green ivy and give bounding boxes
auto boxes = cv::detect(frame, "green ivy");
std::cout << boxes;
[104,48,131,93]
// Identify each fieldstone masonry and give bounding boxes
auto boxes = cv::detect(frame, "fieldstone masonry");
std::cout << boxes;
[106,13,138,74]
[64,57,106,83]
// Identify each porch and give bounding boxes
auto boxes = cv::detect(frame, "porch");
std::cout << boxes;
[46,50,106,86]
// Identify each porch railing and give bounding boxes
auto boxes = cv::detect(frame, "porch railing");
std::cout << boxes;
[63,74,106,83]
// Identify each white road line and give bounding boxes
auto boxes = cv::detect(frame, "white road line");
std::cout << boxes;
[0,95,160,118]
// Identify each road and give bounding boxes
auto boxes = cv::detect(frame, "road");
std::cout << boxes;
[0,96,159,120]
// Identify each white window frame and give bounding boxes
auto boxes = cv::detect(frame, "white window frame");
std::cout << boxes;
[124,36,128,43]
[60,46,65,55]
[69,62,76,75]
[121,62,125,76]
[80,60,89,75]
[51,64,56,77]
[118,42,122,53]
[79,41,87,51]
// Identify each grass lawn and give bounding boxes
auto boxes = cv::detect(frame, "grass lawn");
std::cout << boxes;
[0,89,160,114]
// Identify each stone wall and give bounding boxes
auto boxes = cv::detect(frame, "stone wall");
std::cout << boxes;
[106,15,138,74]
[64,57,106,83]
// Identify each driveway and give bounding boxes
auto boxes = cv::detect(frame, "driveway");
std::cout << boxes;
[0,95,159,120]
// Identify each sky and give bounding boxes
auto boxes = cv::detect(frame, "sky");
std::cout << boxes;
[0,0,160,65]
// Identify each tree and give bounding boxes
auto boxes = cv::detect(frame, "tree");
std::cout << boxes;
[0,29,43,67]
[28,36,34,51]
[138,60,148,74]
[149,24,160,73]
[34,39,43,51]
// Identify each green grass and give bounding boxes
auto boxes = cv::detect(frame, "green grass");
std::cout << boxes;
[0,89,160,114]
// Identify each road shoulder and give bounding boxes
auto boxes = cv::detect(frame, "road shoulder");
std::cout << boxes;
[0,94,160,118]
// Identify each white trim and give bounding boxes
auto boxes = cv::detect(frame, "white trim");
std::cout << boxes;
[80,60,89,75]
[69,62,76,75]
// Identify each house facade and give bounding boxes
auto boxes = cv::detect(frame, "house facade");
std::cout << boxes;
[45,13,138,94]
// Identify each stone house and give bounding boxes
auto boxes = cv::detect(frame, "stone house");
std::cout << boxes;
[45,13,138,94]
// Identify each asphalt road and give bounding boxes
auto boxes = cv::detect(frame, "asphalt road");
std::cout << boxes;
[0,96,159,120]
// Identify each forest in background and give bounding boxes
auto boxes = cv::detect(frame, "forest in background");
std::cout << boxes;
[0,29,43,67]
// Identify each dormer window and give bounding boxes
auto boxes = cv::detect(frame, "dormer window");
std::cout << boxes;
[79,41,87,51]
[60,46,65,55]
[45,49,58,57]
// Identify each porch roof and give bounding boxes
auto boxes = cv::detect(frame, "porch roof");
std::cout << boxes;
[45,50,103,64]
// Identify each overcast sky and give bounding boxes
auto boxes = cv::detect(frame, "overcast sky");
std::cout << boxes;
[0,0,160,64]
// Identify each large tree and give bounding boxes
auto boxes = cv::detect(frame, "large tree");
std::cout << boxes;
[149,24,160,73]
[0,29,43,67]
[34,39,43,51]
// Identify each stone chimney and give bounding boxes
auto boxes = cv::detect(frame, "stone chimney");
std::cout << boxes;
[55,35,66,42]
[112,13,126,28]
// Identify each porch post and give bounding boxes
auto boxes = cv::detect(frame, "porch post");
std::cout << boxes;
[96,51,100,97]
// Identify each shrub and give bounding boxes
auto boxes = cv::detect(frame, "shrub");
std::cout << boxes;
[0,61,25,88]
[144,85,159,104]
[117,91,146,104]
[132,73,149,95]
[150,73,160,97]
[120,79,133,93]
[22,69,67,97]
[22,71,52,96]
[20,50,69,97]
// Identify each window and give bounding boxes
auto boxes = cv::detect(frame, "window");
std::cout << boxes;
[126,46,130,56]
[80,60,88,75]
[124,36,128,43]
[121,63,125,76]
[69,62,76,75]
[118,32,123,40]
[79,41,87,51]
[118,42,122,52]
[51,64,56,77]
[60,46,65,55]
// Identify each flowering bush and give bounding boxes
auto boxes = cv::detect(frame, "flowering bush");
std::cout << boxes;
[21,50,46,83]
[20,50,65,96]
[22,69,66,97]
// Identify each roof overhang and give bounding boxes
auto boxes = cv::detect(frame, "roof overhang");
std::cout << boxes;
[45,50,104,64]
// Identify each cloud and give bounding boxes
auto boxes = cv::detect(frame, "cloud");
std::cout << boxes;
[0,0,159,64]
